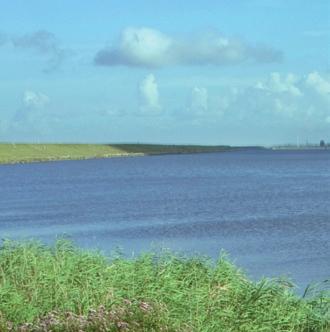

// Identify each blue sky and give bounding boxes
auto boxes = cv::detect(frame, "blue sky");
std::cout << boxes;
[0,0,329,145]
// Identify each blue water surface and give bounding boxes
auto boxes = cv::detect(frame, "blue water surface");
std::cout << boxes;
[0,149,329,290]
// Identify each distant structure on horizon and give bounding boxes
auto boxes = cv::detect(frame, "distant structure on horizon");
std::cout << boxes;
[272,139,329,150]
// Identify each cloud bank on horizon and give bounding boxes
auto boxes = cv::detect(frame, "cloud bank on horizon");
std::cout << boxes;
[2,70,329,145]
[94,27,283,68]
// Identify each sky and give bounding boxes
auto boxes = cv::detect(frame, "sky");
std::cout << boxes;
[0,0,329,145]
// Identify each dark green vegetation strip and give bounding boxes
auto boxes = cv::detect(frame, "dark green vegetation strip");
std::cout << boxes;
[0,143,233,164]
[0,241,328,331]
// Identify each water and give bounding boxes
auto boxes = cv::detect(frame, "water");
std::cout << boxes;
[0,149,329,290]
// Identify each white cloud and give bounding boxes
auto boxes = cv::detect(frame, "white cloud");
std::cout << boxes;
[223,71,330,127]
[256,72,302,97]
[306,71,330,97]
[4,91,51,141]
[95,27,282,68]
[155,71,330,138]
[139,74,161,113]
[13,90,49,124]
[119,28,172,67]
[23,91,50,108]
[171,71,330,135]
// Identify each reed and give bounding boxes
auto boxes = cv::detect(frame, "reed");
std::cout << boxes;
[0,240,328,331]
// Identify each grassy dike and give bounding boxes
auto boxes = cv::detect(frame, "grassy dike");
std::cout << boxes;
[0,241,328,331]
[0,143,233,164]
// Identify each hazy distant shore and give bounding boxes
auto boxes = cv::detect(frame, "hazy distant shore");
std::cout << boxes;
[0,143,237,165]
[272,146,329,151]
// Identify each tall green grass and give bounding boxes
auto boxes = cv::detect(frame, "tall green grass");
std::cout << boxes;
[0,240,328,331]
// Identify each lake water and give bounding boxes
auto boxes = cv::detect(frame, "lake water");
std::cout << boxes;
[0,149,329,290]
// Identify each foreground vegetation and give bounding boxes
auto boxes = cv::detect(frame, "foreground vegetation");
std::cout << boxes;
[0,143,233,164]
[0,241,328,331]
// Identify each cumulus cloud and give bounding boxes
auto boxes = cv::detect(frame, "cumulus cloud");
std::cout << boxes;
[5,90,51,141]
[171,71,330,140]
[221,72,330,127]
[306,71,330,97]
[94,27,282,68]
[13,90,49,123]
[256,72,302,97]
[23,90,50,109]
[139,74,161,113]
[12,30,69,71]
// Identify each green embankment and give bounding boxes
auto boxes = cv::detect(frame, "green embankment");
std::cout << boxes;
[0,240,328,331]
[0,143,233,164]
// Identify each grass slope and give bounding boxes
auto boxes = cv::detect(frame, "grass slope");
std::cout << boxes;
[0,143,232,164]
[0,240,328,331]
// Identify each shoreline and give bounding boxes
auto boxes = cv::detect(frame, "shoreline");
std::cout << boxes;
[0,143,237,165]
[0,152,146,165]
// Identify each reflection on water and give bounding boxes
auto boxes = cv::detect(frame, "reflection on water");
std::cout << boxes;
[0,149,329,290]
